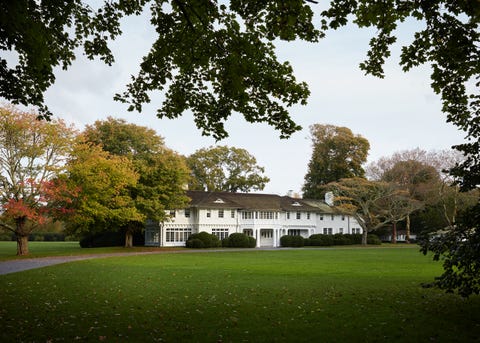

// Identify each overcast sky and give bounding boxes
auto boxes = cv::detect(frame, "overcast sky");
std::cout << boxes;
[27,6,466,195]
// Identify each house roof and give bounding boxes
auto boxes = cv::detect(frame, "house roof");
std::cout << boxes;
[185,190,330,212]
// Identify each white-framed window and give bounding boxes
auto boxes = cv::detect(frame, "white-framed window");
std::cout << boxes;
[231,210,235,218]
[323,228,333,235]
[331,215,334,221]
[296,211,301,220]
[169,210,176,218]
[206,209,211,218]
[212,228,229,240]
[243,229,253,237]
[341,215,345,221]
[166,227,192,242]
[242,211,253,219]
[352,228,361,234]
[258,211,275,219]
[286,212,290,219]
[339,228,344,234]
[261,230,272,238]
[323,228,328,235]
[185,209,190,218]
[218,209,224,218]
[320,214,324,220]
[306,212,310,220]
[288,229,301,236]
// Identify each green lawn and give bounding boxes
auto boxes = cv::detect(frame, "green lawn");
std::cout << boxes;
[0,241,180,260]
[1,247,479,342]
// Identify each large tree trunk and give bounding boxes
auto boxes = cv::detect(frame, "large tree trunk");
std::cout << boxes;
[405,214,411,244]
[125,230,133,248]
[15,217,29,255]
[391,222,397,244]
[361,230,368,245]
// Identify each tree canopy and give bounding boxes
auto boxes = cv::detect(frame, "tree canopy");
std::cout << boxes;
[187,145,270,193]
[60,141,142,239]
[82,117,190,247]
[303,124,370,199]
[2,1,477,153]
[0,105,77,255]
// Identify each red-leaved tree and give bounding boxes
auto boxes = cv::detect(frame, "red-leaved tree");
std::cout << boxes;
[0,105,77,255]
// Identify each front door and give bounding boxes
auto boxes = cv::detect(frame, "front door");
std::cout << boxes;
[260,229,273,247]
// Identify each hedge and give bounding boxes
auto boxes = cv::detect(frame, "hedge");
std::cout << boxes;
[185,231,221,248]
[79,230,144,248]
[222,233,256,248]
[280,235,305,247]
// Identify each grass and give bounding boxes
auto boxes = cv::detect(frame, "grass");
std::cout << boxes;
[1,246,479,342]
[0,241,181,261]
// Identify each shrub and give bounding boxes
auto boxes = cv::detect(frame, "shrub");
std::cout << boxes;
[224,233,252,248]
[186,231,221,248]
[350,234,363,244]
[0,232,14,241]
[280,235,292,247]
[309,234,334,246]
[248,236,256,248]
[186,238,205,249]
[280,235,304,247]
[79,230,144,248]
[367,234,382,245]
[333,233,352,245]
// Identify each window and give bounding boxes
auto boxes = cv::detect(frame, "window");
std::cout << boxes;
[169,210,176,218]
[231,210,235,218]
[320,214,324,220]
[339,228,343,234]
[206,209,211,218]
[243,229,253,237]
[306,212,310,220]
[328,228,333,235]
[165,227,192,242]
[185,209,190,218]
[258,211,275,219]
[331,215,334,220]
[218,209,224,218]
[242,211,253,219]
[296,211,301,220]
[323,228,333,235]
[212,228,229,240]
[323,228,328,235]
[288,229,301,236]
[261,230,273,238]
[341,215,345,221]
[286,212,290,219]
[352,228,361,234]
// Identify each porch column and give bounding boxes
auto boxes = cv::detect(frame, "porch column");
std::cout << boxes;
[255,228,260,247]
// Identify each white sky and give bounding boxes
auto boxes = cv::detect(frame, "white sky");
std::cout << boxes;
[17,6,467,195]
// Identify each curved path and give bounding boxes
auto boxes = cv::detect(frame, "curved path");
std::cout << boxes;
[0,247,284,275]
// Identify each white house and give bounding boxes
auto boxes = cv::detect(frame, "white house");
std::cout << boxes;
[145,190,363,248]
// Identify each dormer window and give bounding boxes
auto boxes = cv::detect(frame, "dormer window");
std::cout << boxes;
[214,198,225,204]
[292,201,302,206]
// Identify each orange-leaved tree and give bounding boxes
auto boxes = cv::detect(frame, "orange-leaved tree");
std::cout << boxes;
[0,105,77,255]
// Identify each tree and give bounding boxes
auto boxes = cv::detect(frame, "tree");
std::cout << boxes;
[187,145,270,192]
[376,185,422,244]
[303,124,370,199]
[59,141,143,242]
[83,117,165,158]
[83,117,190,247]
[1,0,318,140]
[0,105,76,255]
[367,149,477,241]
[327,177,396,245]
